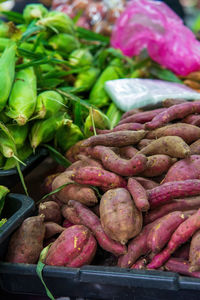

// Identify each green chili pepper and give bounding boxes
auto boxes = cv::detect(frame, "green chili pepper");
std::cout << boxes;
[7,124,29,149]
[34,90,66,119]
[6,67,37,125]
[55,122,83,152]
[3,144,32,170]
[23,4,48,24]
[89,58,125,108]
[48,33,80,58]
[68,49,93,67]
[30,112,71,150]
[0,44,16,112]
[0,185,9,214]
[84,108,111,137]
[106,103,122,129]
[74,67,100,91]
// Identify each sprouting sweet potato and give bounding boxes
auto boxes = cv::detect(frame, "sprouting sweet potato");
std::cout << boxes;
[142,155,176,178]
[39,201,61,224]
[62,219,74,228]
[100,188,142,244]
[66,154,103,171]
[81,130,147,148]
[133,177,159,190]
[72,166,127,189]
[144,197,200,224]
[68,200,127,256]
[127,178,150,212]
[182,114,200,127]
[146,101,200,130]
[189,230,200,271]
[61,205,82,225]
[118,146,138,159]
[44,222,65,239]
[137,139,154,150]
[146,123,200,144]
[163,155,200,183]
[88,146,147,176]
[173,243,190,260]
[6,215,45,264]
[162,98,186,108]
[52,171,98,206]
[191,140,200,155]
[131,257,148,269]
[147,211,190,254]
[121,108,142,120]
[45,225,97,268]
[96,123,145,134]
[65,139,89,162]
[148,180,200,208]
[118,108,166,125]
[138,136,191,158]
[147,209,200,269]
[164,258,200,278]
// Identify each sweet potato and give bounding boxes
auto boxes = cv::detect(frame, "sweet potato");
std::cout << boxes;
[131,257,148,269]
[191,140,200,155]
[61,205,82,225]
[147,209,200,269]
[96,123,145,134]
[163,155,200,183]
[6,215,45,264]
[66,154,103,171]
[62,219,74,228]
[52,171,98,206]
[138,136,191,158]
[39,201,61,224]
[42,173,60,195]
[121,108,142,120]
[133,177,159,190]
[182,114,200,126]
[142,155,176,178]
[88,146,147,176]
[144,197,200,224]
[137,139,154,150]
[189,230,200,271]
[100,188,142,244]
[81,130,147,147]
[162,98,186,108]
[68,200,127,256]
[45,225,97,267]
[72,166,127,189]
[127,178,150,212]
[90,204,100,217]
[146,101,200,130]
[119,146,138,159]
[65,139,89,162]
[118,108,166,125]
[146,123,200,144]
[173,243,190,260]
[164,258,200,278]
[147,211,189,254]
[148,180,200,208]
[44,222,65,239]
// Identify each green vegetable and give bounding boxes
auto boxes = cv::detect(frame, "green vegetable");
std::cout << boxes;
[0,130,17,158]
[23,4,48,24]
[84,108,111,137]
[106,103,123,129]
[48,33,80,58]
[0,111,10,123]
[7,124,29,149]
[0,185,9,215]
[6,67,37,125]
[0,44,16,112]
[74,67,100,91]
[0,37,15,52]
[0,218,7,227]
[3,144,32,170]
[68,48,93,67]
[0,153,5,168]
[0,22,17,38]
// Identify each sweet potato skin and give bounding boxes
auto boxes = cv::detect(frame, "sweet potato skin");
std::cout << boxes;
[6,215,45,264]
[65,139,88,162]
[164,258,200,278]
[127,178,150,212]
[100,188,143,244]
[133,177,159,190]
[173,243,190,260]
[162,98,186,108]
[119,146,138,159]
[118,108,166,125]
[66,155,103,171]
[137,139,155,150]
[121,108,142,120]
[45,225,97,267]
[131,257,148,269]
[39,201,61,224]
[44,222,65,239]
[61,205,82,225]
[189,230,200,271]
[191,140,200,155]
[96,123,145,134]
[182,114,200,126]
[142,155,176,178]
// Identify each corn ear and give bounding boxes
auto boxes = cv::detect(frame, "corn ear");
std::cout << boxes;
[55,123,83,152]
[84,108,111,137]
[3,144,32,170]
[7,124,29,149]
[68,49,93,67]
[106,103,122,129]
[23,4,48,24]
[74,67,100,91]
[48,33,80,58]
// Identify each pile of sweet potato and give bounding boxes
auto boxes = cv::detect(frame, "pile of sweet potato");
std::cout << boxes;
[6,98,200,278]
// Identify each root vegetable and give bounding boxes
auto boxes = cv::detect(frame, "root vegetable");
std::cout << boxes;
[127,178,149,212]
[119,146,138,159]
[134,177,159,190]
[131,257,148,269]
[162,98,186,108]
[189,230,200,271]
[96,123,144,134]
[39,201,61,224]
[165,258,200,278]
[44,222,65,239]
[121,108,142,120]
[142,155,176,178]
[182,114,200,126]
[191,140,200,155]
[118,108,166,125]
[137,139,154,150]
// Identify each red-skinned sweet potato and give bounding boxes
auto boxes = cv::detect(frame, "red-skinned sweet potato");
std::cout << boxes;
[162,98,186,108]
[119,146,138,159]
[191,140,200,155]
[137,139,155,150]
[182,114,200,126]
[121,108,142,120]
[118,108,166,125]
[133,177,159,190]
[66,154,103,171]
[173,243,190,260]
[39,201,61,224]
[142,155,176,178]
[95,123,145,134]
[164,258,200,278]
[41,173,60,195]
[61,205,82,225]
[65,140,89,162]
[62,219,74,228]
[131,257,148,269]
[44,222,65,239]
[127,178,150,212]
[189,230,200,271]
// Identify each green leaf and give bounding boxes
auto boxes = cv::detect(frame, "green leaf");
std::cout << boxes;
[21,20,44,42]
[38,78,64,89]
[36,261,55,300]
[90,107,96,136]
[0,218,7,227]
[76,26,110,44]
[40,182,73,202]
[16,161,28,196]
[149,65,182,83]
[1,11,24,24]
[73,10,83,24]
[43,144,71,168]
[74,102,82,127]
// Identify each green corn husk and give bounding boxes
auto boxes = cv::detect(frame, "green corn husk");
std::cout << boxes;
[34,90,66,119]
[40,64,55,73]
[48,33,80,58]
[7,124,29,149]
[0,218,7,227]
[68,49,93,67]
[0,153,5,168]
[0,130,16,158]
[3,144,32,170]
[0,22,18,38]
[30,112,71,150]
[0,38,15,52]
[36,11,75,35]
[74,67,100,91]
[0,111,10,123]
[55,122,83,152]
[6,67,37,126]
[84,108,111,137]
[89,58,125,108]
[106,103,123,129]
[23,4,48,24]
[0,185,9,215]
[19,42,45,55]
[0,44,16,112]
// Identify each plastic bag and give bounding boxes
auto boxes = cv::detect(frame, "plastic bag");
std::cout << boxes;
[104,79,200,112]
[111,0,200,76]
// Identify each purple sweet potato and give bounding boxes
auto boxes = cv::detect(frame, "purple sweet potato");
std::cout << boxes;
[189,230,200,271]
[182,114,200,126]
[127,178,150,212]
[142,155,176,178]
[88,146,147,176]
[121,108,142,120]
[133,177,159,190]
[191,140,200,155]
[72,166,127,189]
[119,146,138,159]
[164,258,200,278]
[137,139,154,150]
[146,101,200,130]
[62,219,74,228]
[148,180,200,208]
[45,225,97,267]
[44,222,65,239]
[163,155,200,183]
[131,257,148,269]
[118,108,166,125]
[147,209,200,269]
[162,98,186,108]
[100,188,142,244]
[81,130,147,148]
[173,243,190,260]
[96,123,145,134]
[39,201,61,224]
[68,200,127,256]
[6,215,45,264]
[138,136,191,158]
[146,123,200,144]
